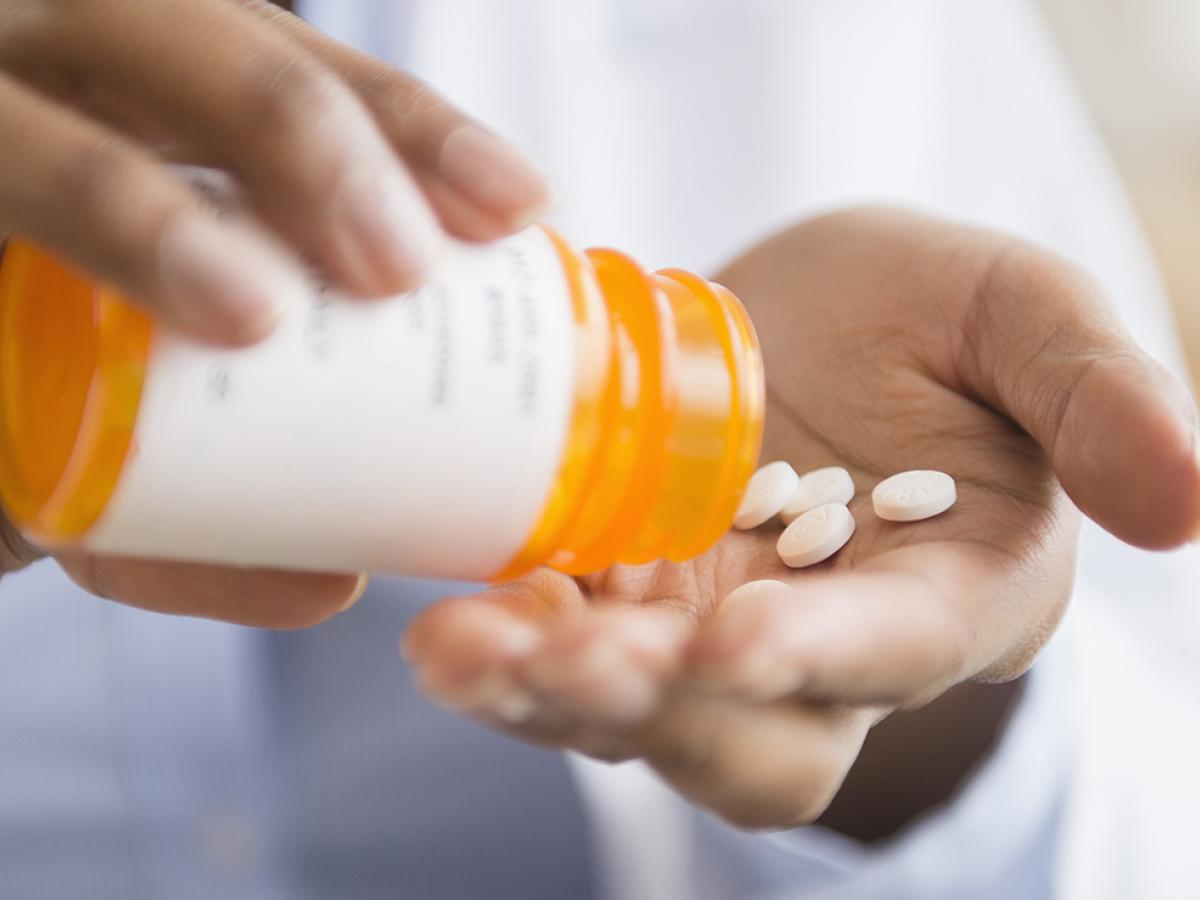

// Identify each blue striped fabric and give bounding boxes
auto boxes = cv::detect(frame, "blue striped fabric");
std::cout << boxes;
[0,564,597,900]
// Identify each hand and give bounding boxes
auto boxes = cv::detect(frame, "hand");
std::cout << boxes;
[0,0,555,626]
[403,209,1200,829]
[0,0,555,344]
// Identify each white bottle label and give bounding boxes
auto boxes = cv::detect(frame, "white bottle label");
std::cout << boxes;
[83,227,577,580]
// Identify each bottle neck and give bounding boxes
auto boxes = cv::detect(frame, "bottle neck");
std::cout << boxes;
[495,229,764,580]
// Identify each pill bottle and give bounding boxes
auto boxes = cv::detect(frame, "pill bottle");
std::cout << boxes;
[0,193,763,582]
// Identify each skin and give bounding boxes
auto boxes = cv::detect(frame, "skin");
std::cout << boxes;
[403,210,1200,831]
[0,0,1197,842]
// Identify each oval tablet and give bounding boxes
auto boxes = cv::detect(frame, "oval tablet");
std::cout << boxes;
[720,579,791,607]
[780,466,856,524]
[872,470,957,522]
[733,461,800,530]
[776,503,855,568]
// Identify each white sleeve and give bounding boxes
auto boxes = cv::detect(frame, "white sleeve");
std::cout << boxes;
[568,626,1074,900]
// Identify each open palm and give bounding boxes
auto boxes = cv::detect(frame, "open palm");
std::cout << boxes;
[404,209,1200,828]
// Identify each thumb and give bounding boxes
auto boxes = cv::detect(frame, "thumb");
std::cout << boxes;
[961,242,1200,550]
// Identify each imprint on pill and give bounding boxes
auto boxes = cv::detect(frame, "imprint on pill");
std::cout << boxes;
[776,503,856,568]
[872,470,957,522]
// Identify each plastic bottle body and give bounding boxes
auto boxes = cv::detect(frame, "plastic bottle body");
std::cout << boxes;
[0,226,763,581]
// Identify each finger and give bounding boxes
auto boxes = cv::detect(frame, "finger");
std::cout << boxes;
[0,73,305,345]
[0,511,43,576]
[237,0,558,238]
[55,553,365,629]
[403,569,582,664]
[402,571,582,726]
[50,0,442,296]
[519,605,694,728]
[636,694,872,830]
[689,542,1062,706]
[958,238,1200,549]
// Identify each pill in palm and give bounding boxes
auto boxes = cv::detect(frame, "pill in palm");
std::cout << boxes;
[734,461,800,529]
[776,503,856,568]
[720,579,791,606]
[780,466,856,523]
[872,470,957,522]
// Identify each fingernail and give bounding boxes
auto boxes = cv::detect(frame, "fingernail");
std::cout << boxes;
[593,668,659,724]
[526,640,622,689]
[423,670,539,724]
[439,125,559,226]
[334,162,442,294]
[491,689,540,724]
[488,614,544,656]
[526,642,658,725]
[340,574,369,613]
[158,213,296,343]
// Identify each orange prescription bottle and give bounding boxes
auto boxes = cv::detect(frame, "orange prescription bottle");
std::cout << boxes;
[0,193,763,582]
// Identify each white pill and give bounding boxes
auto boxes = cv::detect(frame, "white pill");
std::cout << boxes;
[780,466,856,524]
[720,579,791,606]
[872,470,957,522]
[776,503,856,568]
[733,461,800,529]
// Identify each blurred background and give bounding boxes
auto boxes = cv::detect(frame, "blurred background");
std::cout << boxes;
[1041,0,1200,385]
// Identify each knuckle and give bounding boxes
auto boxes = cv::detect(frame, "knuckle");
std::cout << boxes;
[60,138,139,214]
[363,71,462,157]
[240,56,348,132]
[364,70,445,123]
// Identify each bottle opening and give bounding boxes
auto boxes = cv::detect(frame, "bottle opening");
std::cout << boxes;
[494,231,765,580]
